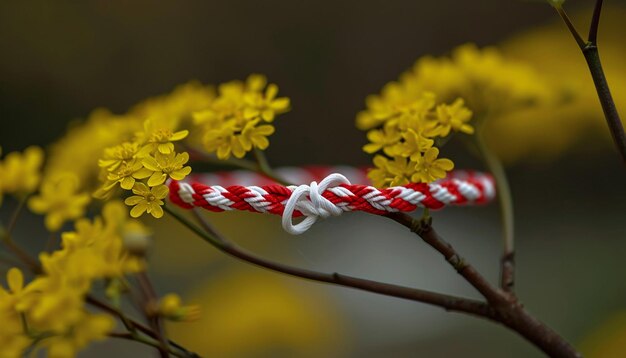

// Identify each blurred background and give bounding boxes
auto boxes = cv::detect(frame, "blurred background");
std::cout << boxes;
[1,0,626,357]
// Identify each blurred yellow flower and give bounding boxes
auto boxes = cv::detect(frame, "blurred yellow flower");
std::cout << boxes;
[157,293,201,322]
[580,311,626,358]
[124,183,168,218]
[239,119,275,152]
[28,173,90,231]
[487,6,626,163]
[37,312,114,358]
[167,270,348,358]
[0,268,32,357]
[426,99,474,137]
[0,146,44,202]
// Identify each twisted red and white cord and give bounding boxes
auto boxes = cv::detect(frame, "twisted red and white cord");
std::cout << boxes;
[168,167,495,235]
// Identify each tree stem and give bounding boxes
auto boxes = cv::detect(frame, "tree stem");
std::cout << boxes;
[582,44,626,164]
[168,206,581,357]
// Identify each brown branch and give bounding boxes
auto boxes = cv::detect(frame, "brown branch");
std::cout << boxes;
[385,212,580,357]
[169,206,493,318]
[555,2,626,165]
[136,272,169,358]
[385,213,505,305]
[86,295,198,357]
[168,205,582,357]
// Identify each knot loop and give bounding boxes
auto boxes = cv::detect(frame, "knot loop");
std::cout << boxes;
[282,173,351,235]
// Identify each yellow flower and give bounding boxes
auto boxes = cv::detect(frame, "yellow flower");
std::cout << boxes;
[98,142,141,172]
[38,312,114,358]
[194,75,290,160]
[239,120,275,152]
[0,268,32,357]
[411,147,454,183]
[202,121,241,160]
[124,183,168,218]
[138,119,189,155]
[167,271,348,358]
[425,98,474,137]
[28,173,91,231]
[363,124,402,155]
[367,155,415,188]
[243,83,291,122]
[0,146,44,200]
[106,159,150,190]
[396,128,434,158]
[157,293,201,322]
[142,151,192,186]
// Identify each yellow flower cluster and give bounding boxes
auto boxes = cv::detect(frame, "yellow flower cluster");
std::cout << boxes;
[95,118,192,218]
[358,44,551,131]
[192,74,290,159]
[359,90,472,187]
[45,81,214,190]
[358,43,554,186]
[0,146,44,206]
[28,173,91,232]
[0,201,146,357]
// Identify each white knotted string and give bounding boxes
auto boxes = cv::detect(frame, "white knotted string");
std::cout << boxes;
[282,173,351,235]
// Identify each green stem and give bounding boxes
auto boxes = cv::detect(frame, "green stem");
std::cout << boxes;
[164,205,492,317]
[474,133,515,292]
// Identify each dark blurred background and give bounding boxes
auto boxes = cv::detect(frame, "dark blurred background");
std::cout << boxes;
[1,1,626,357]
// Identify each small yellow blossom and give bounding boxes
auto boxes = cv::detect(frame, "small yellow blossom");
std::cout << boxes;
[142,152,192,186]
[367,155,416,188]
[243,83,291,122]
[0,268,32,357]
[138,119,189,155]
[28,173,91,231]
[397,128,434,158]
[124,183,169,218]
[426,98,474,137]
[363,124,401,155]
[98,142,141,172]
[106,159,150,190]
[239,120,275,152]
[411,147,454,183]
[157,293,201,322]
[0,146,44,203]
[193,74,289,160]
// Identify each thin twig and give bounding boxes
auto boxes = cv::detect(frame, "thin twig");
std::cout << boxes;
[588,0,603,44]
[6,196,28,234]
[171,206,492,317]
[385,213,505,304]
[109,332,186,358]
[554,2,626,164]
[136,272,170,358]
[554,5,585,49]
[86,295,198,357]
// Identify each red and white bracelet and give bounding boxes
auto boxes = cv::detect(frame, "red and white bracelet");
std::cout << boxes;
[168,167,495,235]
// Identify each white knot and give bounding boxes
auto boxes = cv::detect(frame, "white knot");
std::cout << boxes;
[282,173,351,235]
